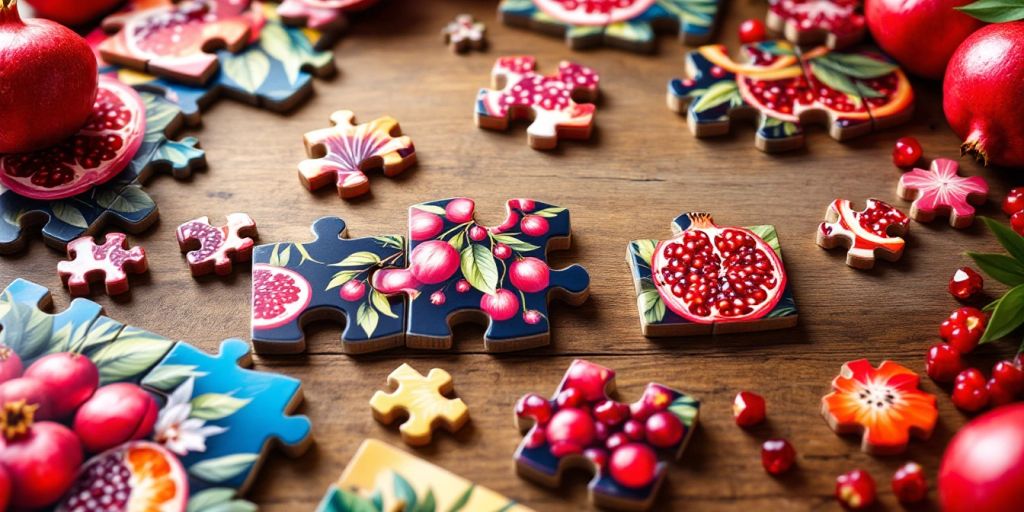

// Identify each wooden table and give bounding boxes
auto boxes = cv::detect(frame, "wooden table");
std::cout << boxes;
[3,1,1021,510]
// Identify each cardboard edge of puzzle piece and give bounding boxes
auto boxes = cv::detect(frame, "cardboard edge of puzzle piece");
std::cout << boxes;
[369,363,469,446]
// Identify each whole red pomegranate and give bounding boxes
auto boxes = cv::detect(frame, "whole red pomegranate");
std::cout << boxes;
[24,352,98,418]
[944,21,1024,168]
[73,383,159,453]
[0,401,83,509]
[0,345,22,383]
[865,0,984,79]
[0,0,97,153]
[939,404,1024,511]
[24,0,122,26]
[0,377,53,420]
[0,463,10,511]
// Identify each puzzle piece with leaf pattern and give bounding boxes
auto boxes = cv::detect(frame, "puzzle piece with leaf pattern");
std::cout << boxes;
[177,213,258,276]
[767,0,865,49]
[369,363,469,446]
[58,233,148,297]
[816,198,910,269]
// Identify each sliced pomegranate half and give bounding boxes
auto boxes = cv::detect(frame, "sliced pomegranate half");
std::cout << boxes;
[533,0,656,25]
[0,76,145,201]
[251,264,313,330]
[651,213,786,324]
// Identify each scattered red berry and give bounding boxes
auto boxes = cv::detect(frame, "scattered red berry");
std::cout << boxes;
[987,377,1016,407]
[732,391,766,427]
[892,136,923,168]
[926,343,965,383]
[892,462,927,504]
[1012,211,1024,236]
[1003,187,1024,215]
[949,267,984,301]
[992,360,1024,396]
[953,368,989,412]
[939,307,987,353]
[761,439,796,475]
[836,469,876,510]
[738,19,766,44]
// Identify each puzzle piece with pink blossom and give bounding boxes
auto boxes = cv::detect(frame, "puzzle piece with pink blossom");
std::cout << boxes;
[767,0,865,49]
[277,0,379,49]
[177,213,258,277]
[57,233,148,296]
[514,359,699,511]
[816,198,909,269]
[298,110,416,199]
[475,56,599,150]
[897,158,988,228]
[369,363,469,446]
[443,14,486,53]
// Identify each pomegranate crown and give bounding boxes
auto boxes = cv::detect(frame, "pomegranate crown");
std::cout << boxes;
[0,399,37,440]
[685,212,717,228]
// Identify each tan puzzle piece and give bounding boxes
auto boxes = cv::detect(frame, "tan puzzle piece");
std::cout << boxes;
[369,364,469,446]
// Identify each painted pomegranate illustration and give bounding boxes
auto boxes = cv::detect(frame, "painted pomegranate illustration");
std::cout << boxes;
[73,383,159,453]
[445,197,475,223]
[0,408,83,509]
[339,279,366,301]
[0,377,54,420]
[510,257,550,293]
[251,264,313,330]
[533,0,655,25]
[58,441,188,512]
[651,213,785,323]
[409,240,460,284]
[410,210,443,241]
[481,289,519,321]
[0,345,21,382]
[24,352,98,419]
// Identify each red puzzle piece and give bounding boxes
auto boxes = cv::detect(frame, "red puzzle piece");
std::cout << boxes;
[57,233,148,296]
[816,198,909,269]
[767,0,865,49]
[176,213,258,277]
[897,158,989,228]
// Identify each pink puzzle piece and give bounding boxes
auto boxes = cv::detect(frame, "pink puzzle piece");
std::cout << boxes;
[897,158,988,229]
[767,0,865,49]
[816,198,910,269]
[475,56,600,150]
[57,233,148,296]
[176,213,258,277]
[277,0,377,35]
[298,110,417,199]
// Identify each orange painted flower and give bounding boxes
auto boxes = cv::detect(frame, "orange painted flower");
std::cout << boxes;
[821,359,938,455]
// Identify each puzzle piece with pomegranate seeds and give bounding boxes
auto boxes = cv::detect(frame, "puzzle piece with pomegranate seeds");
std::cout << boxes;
[821,359,938,455]
[498,0,723,51]
[250,217,407,355]
[767,0,865,49]
[897,158,989,229]
[443,14,486,53]
[369,363,469,446]
[372,198,590,352]
[57,233,148,296]
[277,0,378,49]
[816,198,910,269]
[176,213,258,277]
[627,212,798,337]
[475,56,599,150]
[98,0,255,85]
[515,360,699,511]
[298,110,416,199]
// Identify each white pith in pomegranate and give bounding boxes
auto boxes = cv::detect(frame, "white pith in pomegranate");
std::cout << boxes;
[534,0,655,25]
[836,199,908,243]
[251,264,312,330]
[652,214,786,323]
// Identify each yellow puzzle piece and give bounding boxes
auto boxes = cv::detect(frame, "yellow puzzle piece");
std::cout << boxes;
[369,363,469,446]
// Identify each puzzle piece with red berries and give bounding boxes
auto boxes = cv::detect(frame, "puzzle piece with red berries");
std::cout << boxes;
[767,0,865,49]
[177,213,258,277]
[816,198,910,269]
[58,233,148,296]
[514,359,700,511]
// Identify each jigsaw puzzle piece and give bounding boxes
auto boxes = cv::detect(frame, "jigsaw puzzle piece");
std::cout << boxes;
[816,198,910,269]
[897,158,989,228]
[766,0,865,49]
[58,233,149,296]
[793,45,880,141]
[819,46,915,132]
[369,363,469,446]
[277,0,378,49]
[250,217,407,354]
[443,14,487,54]
[177,213,258,276]
[372,198,590,352]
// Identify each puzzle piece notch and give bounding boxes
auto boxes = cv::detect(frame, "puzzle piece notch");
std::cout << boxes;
[369,363,469,446]
[177,213,258,277]
[443,14,486,53]
[816,198,909,269]
[896,158,989,228]
[514,359,700,511]
[57,233,148,296]
[299,110,417,199]
[766,0,865,49]
[476,56,600,150]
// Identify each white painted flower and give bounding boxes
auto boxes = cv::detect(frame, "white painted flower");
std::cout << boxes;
[154,377,227,456]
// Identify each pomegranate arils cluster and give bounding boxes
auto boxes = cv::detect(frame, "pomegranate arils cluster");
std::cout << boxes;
[939,306,987,353]
[953,368,989,412]
[62,454,132,510]
[925,343,964,383]
[252,268,304,320]
[891,462,927,504]
[1004,187,1024,235]
[836,469,875,510]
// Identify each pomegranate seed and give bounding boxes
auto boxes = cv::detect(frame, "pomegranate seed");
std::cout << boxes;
[738,19,766,44]
[761,439,796,475]
[892,462,927,504]
[836,469,876,510]
[953,368,989,412]
[1012,211,1024,236]
[987,377,1016,407]
[622,419,645,441]
[732,391,766,427]
[949,267,984,301]
[993,360,1024,395]
[593,400,629,426]
[1003,187,1024,215]
[556,387,583,409]
[892,136,923,167]
[925,343,965,383]
[939,307,987,353]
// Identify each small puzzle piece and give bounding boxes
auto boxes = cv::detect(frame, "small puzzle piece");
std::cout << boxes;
[299,110,417,198]
[277,0,378,49]
[515,359,699,511]
[372,198,590,352]
[767,0,865,49]
[821,359,937,455]
[897,158,988,228]
[369,363,469,446]
[177,213,258,277]
[99,0,254,85]
[627,212,798,337]
[817,198,910,269]
[250,217,407,354]
[317,439,534,512]
[476,56,599,150]
[499,0,723,51]
[443,14,486,53]
[58,233,148,296]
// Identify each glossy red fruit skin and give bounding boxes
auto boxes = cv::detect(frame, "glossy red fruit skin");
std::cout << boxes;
[738,18,766,44]
[944,22,1024,168]
[0,0,98,153]
[836,469,876,510]
[940,404,1024,511]
[73,383,159,453]
[733,390,766,427]
[1011,212,1024,236]
[926,343,965,383]
[953,368,989,412]
[939,307,987,354]
[0,463,9,511]
[0,377,54,420]
[0,345,22,383]
[544,408,595,457]
[0,421,83,508]
[993,360,1024,395]
[949,267,984,301]
[24,352,98,419]
[1003,188,1024,215]
[865,0,983,79]
[761,439,796,475]
[516,393,552,425]
[23,0,121,26]
[645,411,684,448]
[892,462,928,504]
[893,136,923,168]
[987,378,1015,407]
[608,443,659,489]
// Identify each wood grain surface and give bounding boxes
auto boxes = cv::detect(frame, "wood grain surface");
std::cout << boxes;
[3,1,1022,510]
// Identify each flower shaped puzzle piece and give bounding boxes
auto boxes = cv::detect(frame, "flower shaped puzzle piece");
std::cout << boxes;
[514,360,700,511]
[816,198,910,269]
[476,56,600,150]
[57,233,148,296]
[821,359,938,455]
[298,110,417,199]
[176,213,258,277]
[897,158,988,228]
[766,0,865,49]
[443,14,486,53]
[369,363,469,446]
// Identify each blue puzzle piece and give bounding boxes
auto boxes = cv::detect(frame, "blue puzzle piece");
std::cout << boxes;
[250,217,408,355]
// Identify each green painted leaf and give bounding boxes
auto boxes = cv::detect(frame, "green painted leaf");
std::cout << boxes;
[48,321,90,355]
[566,25,604,39]
[532,207,565,218]
[371,289,398,319]
[187,488,236,512]
[766,306,797,318]
[413,489,436,512]
[222,51,271,94]
[446,484,475,512]
[981,284,1024,343]
[94,184,153,213]
[278,245,293,268]
[335,251,381,268]
[357,302,379,337]
[983,217,1024,263]
[76,316,124,354]
[188,453,259,483]
[968,252,1024,286]
[632,240,656,266]
[956,0,1024,22]
[691,80,741,112]
[142,364,204,391]
[668,394,700,426]
[819,53,897,79]
[51,202,89,228]
[154,137,204,169]
[639,286,666,325]
[0,300,54,361]
[449,231,466,252]
[190,392,252,420]
[413,205,447,215]
[203,501,258,512]
[258,22,304,85]
[809,60,862,98]
[90,327,174,384]
[461,244,498,295]
[326,270,362,290]
[316,488,379,512]
[374,235,404,251]
[605,20,653,43]
[747,225,781,256]
[393,473,418,511]
[490,233,540,253]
